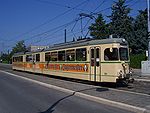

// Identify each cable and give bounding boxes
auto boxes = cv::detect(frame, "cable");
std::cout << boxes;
[29,20,78,45]
[2,1,119,51]
[35,0,90,12]
[29,1,110,45]
[45,26,90,46]
[23,18,79,41]
[129,0,142,7]
[6,0,90,43]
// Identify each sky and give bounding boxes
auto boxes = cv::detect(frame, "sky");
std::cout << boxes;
[0,0,147,53]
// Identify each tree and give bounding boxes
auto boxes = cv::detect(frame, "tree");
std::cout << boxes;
[0,51,12,63]
[89,13,109,39]
[0,40,26,64]
[11,40,26,54]
[131,9,148,54]
[108,0,133,42]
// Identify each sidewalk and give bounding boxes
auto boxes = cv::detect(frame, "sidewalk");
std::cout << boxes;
[132,69,150,82]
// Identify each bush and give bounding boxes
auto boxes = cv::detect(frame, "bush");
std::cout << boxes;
[130,54,146,69]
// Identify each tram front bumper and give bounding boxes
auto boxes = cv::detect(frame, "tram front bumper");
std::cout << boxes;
[117,73,134,83]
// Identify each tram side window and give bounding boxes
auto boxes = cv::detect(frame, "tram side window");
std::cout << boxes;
[90,48,99,66]
[104,48,119,61]
[96,48,100,66]
[26,55,32,62]
[91,49,94,66]
[45,52,51,62]
[36,54,40,62]
[58,51,65,61]
[76,48,87,61]
[13,56,23,62]
[13,57,15,62]
[51,52,58,61]
[13,57,17,62]
[20,56,23,62]
[66,49,75,61]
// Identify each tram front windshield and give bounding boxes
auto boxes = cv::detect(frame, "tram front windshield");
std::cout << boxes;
[119,48,129,61]
[104,47,129,61]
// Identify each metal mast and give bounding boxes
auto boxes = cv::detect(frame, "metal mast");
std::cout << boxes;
[148,0,150,60]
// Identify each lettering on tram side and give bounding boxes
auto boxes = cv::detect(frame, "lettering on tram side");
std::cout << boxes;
[45,63,88,72]
[26,63,33,68]
[46,64,60,70]
[62,64,88,72]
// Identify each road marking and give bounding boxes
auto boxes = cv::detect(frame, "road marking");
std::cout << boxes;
[0,70,147,113]
[135,78,150,82]
[108,87,150,97]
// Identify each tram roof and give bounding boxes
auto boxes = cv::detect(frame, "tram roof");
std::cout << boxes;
[44,38,127,51]
[13,38,127,56]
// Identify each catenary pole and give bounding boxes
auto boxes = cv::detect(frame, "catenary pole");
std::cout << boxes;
[148,0,150,60]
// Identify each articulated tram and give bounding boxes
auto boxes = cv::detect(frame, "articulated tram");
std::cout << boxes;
[12,38,132,83]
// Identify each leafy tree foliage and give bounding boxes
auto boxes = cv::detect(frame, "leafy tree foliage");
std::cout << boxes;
[0,40,26,63]
[89,0,148,54]
[132,9,148,54]
[108,0,133,42]
[11,40,26,54]
[89,13,109,39]
[0,53,10,63]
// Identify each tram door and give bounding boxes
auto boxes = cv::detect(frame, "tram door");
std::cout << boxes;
[90,47,101,82]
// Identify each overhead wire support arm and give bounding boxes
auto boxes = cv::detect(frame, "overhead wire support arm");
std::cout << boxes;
[79,13,94,19]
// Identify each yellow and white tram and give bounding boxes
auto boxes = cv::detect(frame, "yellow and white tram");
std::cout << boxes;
[12,38,132,83]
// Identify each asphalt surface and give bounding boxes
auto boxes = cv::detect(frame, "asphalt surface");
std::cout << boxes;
[0,64,133,113]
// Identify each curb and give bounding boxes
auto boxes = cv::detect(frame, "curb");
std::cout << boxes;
[76,92,146,113]
[0,70,148,113]
[135,78,150,82]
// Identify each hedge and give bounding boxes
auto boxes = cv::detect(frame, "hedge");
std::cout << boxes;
[130,53,146,69]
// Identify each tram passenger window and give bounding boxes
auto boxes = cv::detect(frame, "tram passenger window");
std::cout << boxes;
[76,48,87,61]
[96,48,99,66]
[58,51,65,61]
[13,57,17,62]
[13,56,23,62]
[90,48,99,66]
[26,55,32,62]
[51,52,58,61]
[36,54,40,62]
[15,56,23,62]
[66,49,75,61]
[45,52,51,61]
[104,48,118,61]
[33,55,35,63]
[12,57,15,62]
[91,49,94,66]
[91,49,94,58]
[15,57,18,62]
[20,56,23,62]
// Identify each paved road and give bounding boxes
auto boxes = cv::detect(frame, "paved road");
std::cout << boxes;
[0,69,133,113]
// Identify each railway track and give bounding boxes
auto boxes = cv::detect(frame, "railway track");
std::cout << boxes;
[116,81,150,95]
[1,63,150,96]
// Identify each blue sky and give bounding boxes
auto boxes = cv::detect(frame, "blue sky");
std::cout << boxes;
[0,0,147,53]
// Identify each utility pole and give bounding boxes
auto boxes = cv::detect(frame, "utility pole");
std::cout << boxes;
[141,0,150,75]
[148,0,150,60]
[64,29,66,43]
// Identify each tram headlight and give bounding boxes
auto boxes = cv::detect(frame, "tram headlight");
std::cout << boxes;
[122,39,126,43]
[122,63,127,69]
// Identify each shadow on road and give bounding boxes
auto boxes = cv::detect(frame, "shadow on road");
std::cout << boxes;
[39,87,109,113]
[39,92,76,113]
